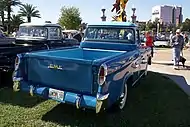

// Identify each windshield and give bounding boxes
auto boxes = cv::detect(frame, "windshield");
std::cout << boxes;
[84,27,135,44]
[17,26,48,39]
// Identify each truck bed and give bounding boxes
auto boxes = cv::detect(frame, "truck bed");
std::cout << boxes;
[28,48,126,63]
[24,48,126,94]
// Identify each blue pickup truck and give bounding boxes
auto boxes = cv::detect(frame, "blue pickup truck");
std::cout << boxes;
[12,22,151,113]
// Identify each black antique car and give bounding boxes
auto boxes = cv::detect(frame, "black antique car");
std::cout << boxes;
[0,22,79,87]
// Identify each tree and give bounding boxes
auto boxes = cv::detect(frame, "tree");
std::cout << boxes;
[154,18,159,24]
[58,6,82,29]
[145,20,154,31]
[18,3,41,22]
[10,14,24,29]
[0,0,7,26]
[167,22,175,32]
[6,0,21,34]
[137,21,146,31]
[180,18,190,32]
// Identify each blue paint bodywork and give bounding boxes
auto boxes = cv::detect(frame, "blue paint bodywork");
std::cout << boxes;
[13,22,151,113]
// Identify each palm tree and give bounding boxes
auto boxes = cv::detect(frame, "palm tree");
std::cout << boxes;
[6,0,21,34]
[0,0,7,26]
[18,3,41,23]
[11,14,24,30]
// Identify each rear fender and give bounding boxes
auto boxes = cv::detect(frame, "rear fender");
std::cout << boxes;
[116,72,133,101]
[123,72,133,89]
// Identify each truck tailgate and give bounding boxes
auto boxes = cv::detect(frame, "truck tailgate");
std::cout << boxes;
[27,56,94,94]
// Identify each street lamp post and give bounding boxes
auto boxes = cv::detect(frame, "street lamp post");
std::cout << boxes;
[157,23,160,36]
[101,6,106,21]
[131,5,137,23]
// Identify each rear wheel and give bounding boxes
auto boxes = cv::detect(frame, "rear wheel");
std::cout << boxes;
[115,83,128,110]
[109,79,134,112]
[119,83,128,109]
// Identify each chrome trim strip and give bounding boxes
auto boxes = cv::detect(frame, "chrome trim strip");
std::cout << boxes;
[83,48,126,53]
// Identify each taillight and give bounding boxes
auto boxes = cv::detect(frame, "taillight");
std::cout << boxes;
[97,64,107,85]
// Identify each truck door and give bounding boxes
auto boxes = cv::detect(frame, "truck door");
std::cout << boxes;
[130,50,141,84]
[130,30,143,83]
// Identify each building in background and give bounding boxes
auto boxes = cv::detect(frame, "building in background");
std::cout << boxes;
[151,5,183,26]
[173,6,183,26]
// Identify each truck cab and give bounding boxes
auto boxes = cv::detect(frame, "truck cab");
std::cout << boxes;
[0,22,79,87]
[15,23,79,48]
[13,22,151,113]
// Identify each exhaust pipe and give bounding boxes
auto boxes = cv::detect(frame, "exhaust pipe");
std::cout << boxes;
[96,100,103,113]
[29,85,34,96]
[13,81,20,92]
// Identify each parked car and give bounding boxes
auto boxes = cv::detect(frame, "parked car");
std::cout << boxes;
[13,22,152,113]
[154,38,170,47]
[0,22,79,87]
[0,37,16,44]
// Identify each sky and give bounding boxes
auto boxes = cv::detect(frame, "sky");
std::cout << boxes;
[13,0,190,24]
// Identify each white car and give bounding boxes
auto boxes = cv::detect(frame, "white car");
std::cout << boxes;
[154,39,170,47]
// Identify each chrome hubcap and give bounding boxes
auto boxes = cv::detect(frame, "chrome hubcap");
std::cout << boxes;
[119,84,127,109]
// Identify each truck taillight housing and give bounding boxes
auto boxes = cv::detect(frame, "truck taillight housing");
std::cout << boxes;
[97,64,107,85]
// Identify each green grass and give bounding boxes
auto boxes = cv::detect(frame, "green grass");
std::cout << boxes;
[0,72,190,127]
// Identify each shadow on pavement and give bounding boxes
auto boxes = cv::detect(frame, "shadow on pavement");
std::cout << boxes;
[41,72,190,127]
[0,87,46,108]
[162,73,190,96]
[152,62,173,66]
[0,71,14,88]
[152,62,190,71]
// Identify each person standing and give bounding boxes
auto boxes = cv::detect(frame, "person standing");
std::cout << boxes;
[169,31,174,46]
[12,28,19,37]
[171,29,184,69]
[145,31,154,57]
[184,33,189,46]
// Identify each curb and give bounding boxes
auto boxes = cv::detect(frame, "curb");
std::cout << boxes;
[152,61,190,64]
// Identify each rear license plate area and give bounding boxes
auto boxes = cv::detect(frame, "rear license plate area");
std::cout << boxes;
[49,88,64,101]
